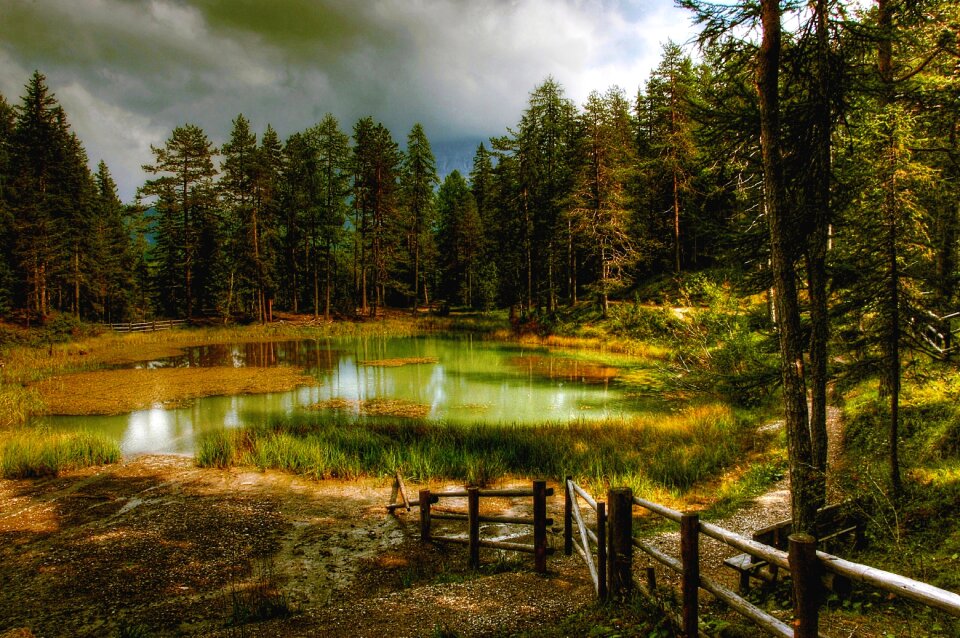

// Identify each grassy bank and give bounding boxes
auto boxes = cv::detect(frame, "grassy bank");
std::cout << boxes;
[839,367,960,600]
[196,403,771,500]
[0,430,121,478]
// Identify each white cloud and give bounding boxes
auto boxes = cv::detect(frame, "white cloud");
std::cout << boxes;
[1,0,699,200]
[57,82,167,202]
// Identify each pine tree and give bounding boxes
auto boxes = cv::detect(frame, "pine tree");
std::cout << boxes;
[306,114,350,320]
[141,124,218,318]
[0,94,17,315]
[437,171,483,307]
[279,132,314,314]
[568,88,638,316]
[89,161,134,321]
[469,143,499,308]
[9,72,66,320]
[352,118,401,315]
[491,78,578,313]
[640,42,698,275]
[399,123,438,312]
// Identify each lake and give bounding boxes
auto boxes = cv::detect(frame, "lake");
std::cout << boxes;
[41,336,665,455]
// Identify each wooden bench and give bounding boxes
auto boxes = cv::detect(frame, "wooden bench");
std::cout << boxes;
[724,501,864,594]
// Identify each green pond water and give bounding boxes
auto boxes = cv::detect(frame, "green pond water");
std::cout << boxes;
[42,336,666,456]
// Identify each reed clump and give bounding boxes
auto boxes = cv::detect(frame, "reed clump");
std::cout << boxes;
[0,430,121,478]
[196,403,762,492]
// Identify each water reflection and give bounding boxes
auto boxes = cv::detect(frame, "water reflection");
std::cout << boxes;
[44,336,665,455]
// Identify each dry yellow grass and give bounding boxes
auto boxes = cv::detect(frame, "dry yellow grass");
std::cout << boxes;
[32,366,317,415]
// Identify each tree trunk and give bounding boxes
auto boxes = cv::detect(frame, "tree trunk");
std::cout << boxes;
[877,0,902,499]
[324,242,332,322]
[758,0,817,534]
[673,169,681,275]
[806,0,831,508]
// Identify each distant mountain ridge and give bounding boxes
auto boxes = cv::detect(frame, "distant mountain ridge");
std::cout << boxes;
[432,137,485,181]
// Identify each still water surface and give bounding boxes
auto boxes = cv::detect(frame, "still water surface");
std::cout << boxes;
[43,336,663,455]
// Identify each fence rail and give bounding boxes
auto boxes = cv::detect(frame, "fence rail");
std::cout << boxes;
[564,477,607,599]
[385,477,960,637]
[595,485,959,638]
[107,320,188,333]
[386,475,554,572]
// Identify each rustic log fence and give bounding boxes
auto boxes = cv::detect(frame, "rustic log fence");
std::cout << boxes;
[563,477,607,599]
[106,319,188,333]
[388,476,960,636]
[607,486,960,638]
[387,474,554,572]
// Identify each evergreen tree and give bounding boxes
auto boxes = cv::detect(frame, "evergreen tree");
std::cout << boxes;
[493,78,578,312]
[88,161,134,322]
[352,118,401,316]
[640,42,698,275]
[469,143,499,309]
[568,88,638,316]
[437,171,483,307]
[0,94,17,315]
[399,123,438,312]
[9,72,66,320]
[220,114,258,319]
[141,124,218,318]
[306,114,350,320]
[279,131,314,314]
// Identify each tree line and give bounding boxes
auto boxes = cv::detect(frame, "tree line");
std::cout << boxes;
[1,1,957,529]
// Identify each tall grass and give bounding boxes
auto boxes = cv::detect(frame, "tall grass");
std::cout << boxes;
[196,404,763,495]
[0,430,121,478]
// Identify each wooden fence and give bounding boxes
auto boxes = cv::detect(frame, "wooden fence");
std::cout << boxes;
[567,484,960,638]
[388,476,960,637]
[387,474,554,572]
[107,320,188,333]
[564,477,607,599]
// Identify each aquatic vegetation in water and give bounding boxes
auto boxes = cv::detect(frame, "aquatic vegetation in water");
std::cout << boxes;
[32,366,317,415]
[310,398,431,418]
[358,357,438,367]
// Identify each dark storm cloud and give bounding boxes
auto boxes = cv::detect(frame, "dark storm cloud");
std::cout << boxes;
[0,0,695,200]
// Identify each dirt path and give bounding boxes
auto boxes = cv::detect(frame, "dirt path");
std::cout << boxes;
[0,457,593,637]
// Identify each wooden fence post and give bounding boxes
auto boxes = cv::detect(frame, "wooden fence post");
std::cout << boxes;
[419,489,432,542]
[597,501,608,601]
[789,533,820,638]
[533,480,548,573]
[680,512,700,638]
[468,487,480,569]
[564,476,573,556]
[607,488,633,600]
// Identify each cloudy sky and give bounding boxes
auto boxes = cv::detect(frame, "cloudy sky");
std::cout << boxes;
[0,0,698,201]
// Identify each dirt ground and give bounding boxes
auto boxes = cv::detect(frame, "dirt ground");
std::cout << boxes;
[0,456,594,638]
[2,408,953,638]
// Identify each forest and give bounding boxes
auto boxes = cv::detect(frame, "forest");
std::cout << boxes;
[1,0,959,517]
[0,3,955,330]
